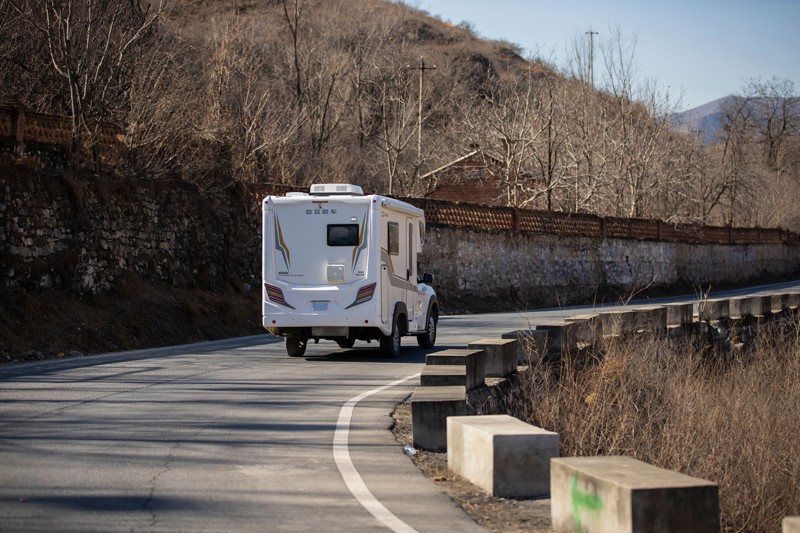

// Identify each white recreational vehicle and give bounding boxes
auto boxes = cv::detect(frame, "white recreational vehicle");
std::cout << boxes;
[262,184,438,357]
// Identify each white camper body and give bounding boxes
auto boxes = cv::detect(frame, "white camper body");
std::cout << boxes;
[262,184,438,357]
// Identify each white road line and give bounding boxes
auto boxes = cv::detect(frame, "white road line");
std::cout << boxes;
[333,372,421,533]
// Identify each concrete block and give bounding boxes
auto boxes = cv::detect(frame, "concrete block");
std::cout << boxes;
[727,296,751,319]
[598,310,637,337]
[411,386,467,451]
[468,338,517,377]
[565,314,603,345]
[426,349,485,389]
[749,295,771,317]
[698,298,729,321]
[769,293,789,313]
[420,365,476,389]
[502,330,548,364]
[784,516,800,533]
[536,321,579,355]
[448,415,559,498]
[785,292,800,310]
[665,303,694,326]
[551,456,719,533]
[632,306,667,334]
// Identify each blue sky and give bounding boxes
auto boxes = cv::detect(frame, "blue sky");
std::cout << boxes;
[417,0,800,110]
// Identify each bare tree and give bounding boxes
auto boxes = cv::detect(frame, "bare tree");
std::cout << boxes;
[459,67,548,208]
[193,15,308,187]
[561,80,615,214]
[365,57,419,195]
[530,69,572,210]
[718,95,759,225]
[353,26,453,196]
[281,0,306,107]
[674,133,725,224]
[599,28,681,218]
[746,77,800,173]
[9,0,166,162]
[125,31,195,173]
[0,1,61,112]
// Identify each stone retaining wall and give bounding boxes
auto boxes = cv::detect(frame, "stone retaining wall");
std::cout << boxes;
[2,168,799,312]
[420,226,800,312]
[1,168,262,295]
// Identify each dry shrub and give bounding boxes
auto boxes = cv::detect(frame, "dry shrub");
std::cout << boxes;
[513,321,800,533]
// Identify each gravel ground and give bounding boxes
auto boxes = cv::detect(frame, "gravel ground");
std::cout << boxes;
[392,399,554,533]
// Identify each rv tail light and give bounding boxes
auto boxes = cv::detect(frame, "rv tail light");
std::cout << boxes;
[346,283,376,309]
[265,283,295,309]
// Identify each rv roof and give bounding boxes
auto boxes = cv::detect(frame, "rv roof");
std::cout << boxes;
[309,183,364,196]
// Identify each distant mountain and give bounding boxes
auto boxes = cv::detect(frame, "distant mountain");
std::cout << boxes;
[672,96,734,144]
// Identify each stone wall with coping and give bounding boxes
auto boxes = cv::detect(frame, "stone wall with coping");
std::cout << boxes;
[419,226,800,312]
[2,169,799,312]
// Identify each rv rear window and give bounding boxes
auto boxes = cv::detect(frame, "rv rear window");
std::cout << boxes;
[327,224,359,246]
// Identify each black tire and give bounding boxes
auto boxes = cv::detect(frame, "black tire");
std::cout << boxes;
[286,337,307,357]
[417,310,437,348]
[337,338,355,349]
[380,320,402,357]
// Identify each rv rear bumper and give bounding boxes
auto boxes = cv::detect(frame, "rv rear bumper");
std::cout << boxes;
[262,302,391,336]
[266,325,388,342]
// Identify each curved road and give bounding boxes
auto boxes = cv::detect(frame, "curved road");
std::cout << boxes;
[1,281,798,532]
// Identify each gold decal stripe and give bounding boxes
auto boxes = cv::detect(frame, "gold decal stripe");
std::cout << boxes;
[352,213,368,269]
[276,216,291,266]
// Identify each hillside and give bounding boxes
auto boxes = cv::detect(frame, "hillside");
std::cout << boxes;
[2,0,798,227]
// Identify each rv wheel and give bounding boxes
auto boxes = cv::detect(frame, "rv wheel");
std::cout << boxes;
[417,311,437,348]
[286,337,307,357]
[380,323,402,357]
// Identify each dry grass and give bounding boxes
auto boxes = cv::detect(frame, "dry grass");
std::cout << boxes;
[512,320,800,533]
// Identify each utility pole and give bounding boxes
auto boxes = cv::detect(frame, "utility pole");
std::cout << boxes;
[409,57,436,165]
[585,29,598,87]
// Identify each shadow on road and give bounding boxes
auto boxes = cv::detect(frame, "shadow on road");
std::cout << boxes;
[303,345,437,364]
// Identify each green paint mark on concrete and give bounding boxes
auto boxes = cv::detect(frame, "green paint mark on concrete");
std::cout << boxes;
[571,474,604,531]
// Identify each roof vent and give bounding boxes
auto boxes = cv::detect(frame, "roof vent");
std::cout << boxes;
[309,183,364,196]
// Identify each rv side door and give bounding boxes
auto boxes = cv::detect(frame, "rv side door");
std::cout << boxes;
[405,217,417,328]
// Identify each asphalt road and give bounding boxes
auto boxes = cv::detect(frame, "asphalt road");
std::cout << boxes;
[2,280,799,532]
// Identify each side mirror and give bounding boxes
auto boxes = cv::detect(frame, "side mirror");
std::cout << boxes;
[420,272,434,284]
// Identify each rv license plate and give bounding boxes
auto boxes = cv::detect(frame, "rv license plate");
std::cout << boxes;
[312,301,329,312]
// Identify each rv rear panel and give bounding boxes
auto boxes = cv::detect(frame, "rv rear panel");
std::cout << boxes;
[262,184,437,356]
